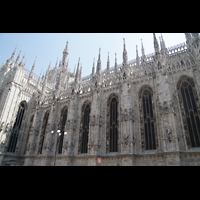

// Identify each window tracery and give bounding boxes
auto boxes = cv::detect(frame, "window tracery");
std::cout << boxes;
[177,77,200,148]
[106,94,119,153]
[38,110,50,154]
[7,101,27,153]
[139,86,157,151]
[58,107,68,154]
[78,101,91,154]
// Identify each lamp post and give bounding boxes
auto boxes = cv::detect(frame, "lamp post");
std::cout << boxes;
[52,129,67,166]
[53,129,60,166]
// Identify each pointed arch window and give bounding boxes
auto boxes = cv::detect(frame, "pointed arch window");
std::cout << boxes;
[81,103,91,153]
[58,107,68,154]
[180,80,200,147]
[38,111,49,154]
[109,97,118,152]
[140,88,157,150]
[7,102,26,153]
[106,94,119,153]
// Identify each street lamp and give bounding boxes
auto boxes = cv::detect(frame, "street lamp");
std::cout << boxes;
[53,129,67,166]
[53,129,60,166]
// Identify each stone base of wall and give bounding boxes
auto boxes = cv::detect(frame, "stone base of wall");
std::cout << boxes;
[1,153,24,166]
[2,151,200,166]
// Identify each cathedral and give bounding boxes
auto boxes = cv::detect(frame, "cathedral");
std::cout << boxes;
[0,33,200,166]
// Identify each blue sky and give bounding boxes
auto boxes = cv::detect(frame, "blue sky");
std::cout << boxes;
[0,33,186,78]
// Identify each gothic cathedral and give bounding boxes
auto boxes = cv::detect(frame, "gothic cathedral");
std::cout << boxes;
[0,33,200,166]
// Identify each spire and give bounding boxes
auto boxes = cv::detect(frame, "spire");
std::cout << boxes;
[14,47,23,67]
[64,40,69,53]
[107,52,110,72]
[185,33,192,48]
[141,39,146,62]
[75,57,80,83]
[79,63,82,82]
[123,38,128,66]
[92,58,95,76]
[19,54,25,67]
[136,45,140,67]
[115,53,118,73]
[11,44,18,61]
[37,69,43,88]
[29,57,37,81]
[159,34,167,55]
[161,34,166,49]
[159,36,163,49]
[153,33,160,54]
[54,57,58,69]
[31,57,37,74]
[6,44,18,66]
[73,65,76,75]
[42,62,50,94]
[24,58,27,68]
[96,48,101,75]
[62,40,69,67]
[47,61,51,73]
[66,59,69,69]
[59,60,62,68]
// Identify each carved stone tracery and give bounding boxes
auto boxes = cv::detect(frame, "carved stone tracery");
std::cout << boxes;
[139,85,158,152]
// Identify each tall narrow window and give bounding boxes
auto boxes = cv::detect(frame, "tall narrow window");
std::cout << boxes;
[180,81,200,147]
[38,111,49,154]
[81,104,90,153]
[7,102,26,152]
[142,89,156,150]
[58,107,68,154]
[24,114,34,154]
[110,97,118,152]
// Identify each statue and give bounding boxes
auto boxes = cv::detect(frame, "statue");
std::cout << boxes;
[124,134,129,145]
[91,115,95,126]
[0,122,4,132]
[124,109,128,121]
[166,127,172,143]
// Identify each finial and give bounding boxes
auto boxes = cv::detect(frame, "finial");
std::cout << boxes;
[39,69,43,77]
[55,57,58,69]
[107,52,110,71]
[11,44,18,60]
[75,58,80,83]
[136,45,140,67]
[115,53,118,71]
[79,63,82,82]
[24,58,27,68]
[64,39,69,54]
[30,56,37,74]
[93,58,95,68]
[15,47,23,67]
[47,61,51,72]
[92,58,95,76]
[123,38,126,50]
[153,33,160,54]
[77,57,80,69]
[66,59,69,69]
[141,39,146,62]
[98,48,101,60]
[123,38,128,65]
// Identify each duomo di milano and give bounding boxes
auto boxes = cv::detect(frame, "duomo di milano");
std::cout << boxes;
[0,33,200,166]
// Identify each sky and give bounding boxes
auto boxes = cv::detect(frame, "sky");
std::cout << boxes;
[0,33,186,78]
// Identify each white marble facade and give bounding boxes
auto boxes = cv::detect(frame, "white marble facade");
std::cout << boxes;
[1,33,200,166]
